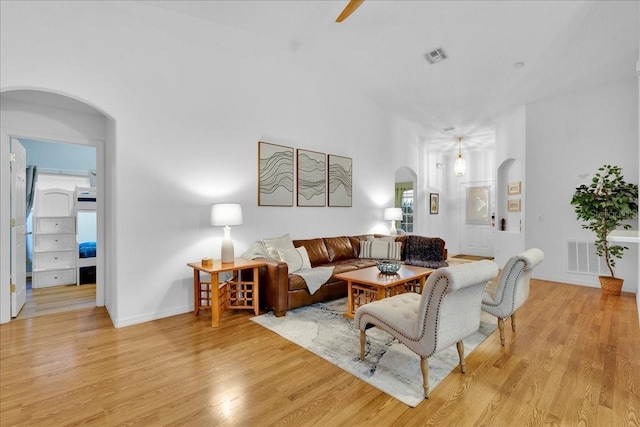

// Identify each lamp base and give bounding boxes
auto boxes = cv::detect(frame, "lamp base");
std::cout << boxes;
[220,226,235,263]
[389,220,398,236]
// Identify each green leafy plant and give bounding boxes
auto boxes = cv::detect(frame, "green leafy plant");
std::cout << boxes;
[570,165,638,278]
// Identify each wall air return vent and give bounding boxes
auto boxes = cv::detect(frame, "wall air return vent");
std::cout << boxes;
[566,240,607,275]
[425,47,448,64]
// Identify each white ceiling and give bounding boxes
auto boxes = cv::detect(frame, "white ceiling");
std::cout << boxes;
[6,2,638,152]
[141,1,638,150]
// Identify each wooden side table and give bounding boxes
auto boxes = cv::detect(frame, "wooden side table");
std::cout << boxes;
[187,258,265,327]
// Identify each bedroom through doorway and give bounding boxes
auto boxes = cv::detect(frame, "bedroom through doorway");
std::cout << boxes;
[16,138,98,319]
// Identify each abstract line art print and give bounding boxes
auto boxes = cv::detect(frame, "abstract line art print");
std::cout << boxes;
[297,149,326,207]
[258,141,294,206]
[327,154,352,207]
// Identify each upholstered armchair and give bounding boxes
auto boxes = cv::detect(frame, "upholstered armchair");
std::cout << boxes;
[481,248,544,345]
[354,260,499,399]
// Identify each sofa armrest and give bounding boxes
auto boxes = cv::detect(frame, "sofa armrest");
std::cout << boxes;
[256,257,289,317]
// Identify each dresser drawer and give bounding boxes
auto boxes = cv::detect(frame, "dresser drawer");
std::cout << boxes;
[35,217,75,234]
[34,234,76,251]
[32,269,76,288]
[33,251,76,270]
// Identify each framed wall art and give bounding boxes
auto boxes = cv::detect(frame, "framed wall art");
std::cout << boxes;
[258,141,294,206]
[297,149,326,207]
[430,193,439,214]
[508,199,521,212]
[508,181,522,195]
[466,186,490,224]
[327,154,352,207]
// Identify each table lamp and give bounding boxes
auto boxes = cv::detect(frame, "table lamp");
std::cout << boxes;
[211,203,243,263]
[384,208,403,236]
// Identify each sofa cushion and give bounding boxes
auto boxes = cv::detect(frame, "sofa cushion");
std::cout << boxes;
[359,240,402,260]
[278,246,312,273]
[293,238,331,266]
[323,236,354,262]
[262,233,295,260]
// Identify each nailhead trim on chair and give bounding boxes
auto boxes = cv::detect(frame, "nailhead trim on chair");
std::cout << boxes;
[361,275,450,358]
[482,260,525,315]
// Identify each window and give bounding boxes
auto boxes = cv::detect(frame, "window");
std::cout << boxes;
[400,189,413,233]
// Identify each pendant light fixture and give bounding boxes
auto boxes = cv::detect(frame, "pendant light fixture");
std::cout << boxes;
[454,136,467,177]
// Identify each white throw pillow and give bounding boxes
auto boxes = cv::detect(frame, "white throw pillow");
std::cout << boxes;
[262,233,295,260]
[359,240,402,260]
[278,246,312,273]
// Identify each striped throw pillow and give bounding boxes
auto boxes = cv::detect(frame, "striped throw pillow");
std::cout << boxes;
[359,240,402,260]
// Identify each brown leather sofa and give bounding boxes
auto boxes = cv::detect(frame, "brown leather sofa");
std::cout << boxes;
[257,234,447,317]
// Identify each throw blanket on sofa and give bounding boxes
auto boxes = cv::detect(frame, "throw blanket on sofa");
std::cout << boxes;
[241,242,334,294]
[404,235,449,269]
[294,266,335,295]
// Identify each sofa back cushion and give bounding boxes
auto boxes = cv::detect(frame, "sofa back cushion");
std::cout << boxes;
[293,238,331,266]
[323,236,354,262]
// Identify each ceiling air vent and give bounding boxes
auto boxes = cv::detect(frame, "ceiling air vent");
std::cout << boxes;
[425,47,448,64]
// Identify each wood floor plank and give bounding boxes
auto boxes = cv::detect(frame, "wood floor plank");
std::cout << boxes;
[1,279,638,426]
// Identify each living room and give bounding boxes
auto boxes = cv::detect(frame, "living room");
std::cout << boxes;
[1,0,638,328]
[0,1,639,423]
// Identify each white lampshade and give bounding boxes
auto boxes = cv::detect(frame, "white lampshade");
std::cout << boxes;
[384,208,403,221]
[211,203,243,226]
[384,208,403,236]
[211,203,243,263]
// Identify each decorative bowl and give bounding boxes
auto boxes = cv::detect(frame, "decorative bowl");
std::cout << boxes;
[377,260,401,274]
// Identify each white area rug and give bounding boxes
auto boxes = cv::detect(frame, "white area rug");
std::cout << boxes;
[251,298,497,407]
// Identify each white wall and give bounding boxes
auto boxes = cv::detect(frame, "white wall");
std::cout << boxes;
[526,78,639,292]
[0,2,413,326]
[494,107,526,266]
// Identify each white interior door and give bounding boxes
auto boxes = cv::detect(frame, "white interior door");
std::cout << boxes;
[10,138,27,317]
[460,182,495,257]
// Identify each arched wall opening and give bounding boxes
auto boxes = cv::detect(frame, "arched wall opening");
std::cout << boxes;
[0,88,115,324]
[395,166,418,233]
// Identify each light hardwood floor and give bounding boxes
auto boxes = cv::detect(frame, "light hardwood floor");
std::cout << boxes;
[1,279,638,426]
[16,282,96,320]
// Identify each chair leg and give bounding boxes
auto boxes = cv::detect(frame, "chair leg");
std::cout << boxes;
[359,330,366,361]
[498,317,505,346]
[456,341,466,373]
[420,356,429,399]
[511,311,517,331]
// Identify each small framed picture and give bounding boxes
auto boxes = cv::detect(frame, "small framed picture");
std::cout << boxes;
[508,181,522,195]
[508,199,521,212]
[430,193,439,214]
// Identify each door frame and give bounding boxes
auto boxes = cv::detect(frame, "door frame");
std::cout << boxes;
[1,129,105,322]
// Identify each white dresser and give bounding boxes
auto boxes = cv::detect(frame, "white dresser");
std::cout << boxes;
[32,189,77,288]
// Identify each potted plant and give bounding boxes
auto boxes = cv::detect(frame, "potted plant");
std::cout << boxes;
[570,165,638,295]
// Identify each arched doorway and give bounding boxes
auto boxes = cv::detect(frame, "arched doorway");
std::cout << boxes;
[0,89,113,323]
[395,167,417,233]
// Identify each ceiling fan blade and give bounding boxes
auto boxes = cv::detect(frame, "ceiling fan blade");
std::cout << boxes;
[336,0,364,23]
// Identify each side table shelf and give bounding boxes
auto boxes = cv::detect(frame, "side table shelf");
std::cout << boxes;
[187,258,265,327]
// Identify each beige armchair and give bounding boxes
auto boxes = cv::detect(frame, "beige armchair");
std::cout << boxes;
[354,260,499,399]
[481,248,544,345]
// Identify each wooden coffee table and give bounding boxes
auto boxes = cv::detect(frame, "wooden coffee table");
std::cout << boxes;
[335,264,434,319]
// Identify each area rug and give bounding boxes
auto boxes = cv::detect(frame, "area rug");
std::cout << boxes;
[250,298,496,407]
[451,254,495,261]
